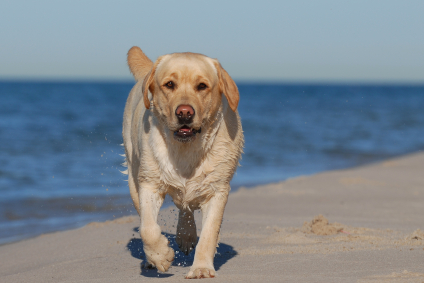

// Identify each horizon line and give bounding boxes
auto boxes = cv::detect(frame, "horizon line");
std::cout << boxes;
[1,78,424,86]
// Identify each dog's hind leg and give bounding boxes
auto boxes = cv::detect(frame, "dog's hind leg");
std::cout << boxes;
[139,184,174,272]
[176,210,198,255]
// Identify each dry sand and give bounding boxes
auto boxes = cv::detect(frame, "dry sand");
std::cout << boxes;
[1,152,424,282]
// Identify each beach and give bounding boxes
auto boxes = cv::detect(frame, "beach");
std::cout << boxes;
[1,152,423,282]
[2,1,424,281]
[2,82,424,245]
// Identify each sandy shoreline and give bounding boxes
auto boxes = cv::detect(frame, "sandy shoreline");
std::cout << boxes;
[1,152,424,282]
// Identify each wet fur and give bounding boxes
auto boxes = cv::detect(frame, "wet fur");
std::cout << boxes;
[122,47,243,278]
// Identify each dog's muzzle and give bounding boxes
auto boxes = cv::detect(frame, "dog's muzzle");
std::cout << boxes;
[174,126,201,142]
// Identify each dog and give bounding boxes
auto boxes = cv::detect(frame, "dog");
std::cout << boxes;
[122,46,244,279]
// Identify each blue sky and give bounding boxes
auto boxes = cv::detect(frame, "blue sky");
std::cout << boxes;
[1,0,423,82]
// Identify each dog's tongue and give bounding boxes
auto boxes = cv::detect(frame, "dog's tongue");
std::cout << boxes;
[180,126,191,132]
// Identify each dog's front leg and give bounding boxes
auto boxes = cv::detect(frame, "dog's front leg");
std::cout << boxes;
[139,184,174,272]
[185,192,228,279]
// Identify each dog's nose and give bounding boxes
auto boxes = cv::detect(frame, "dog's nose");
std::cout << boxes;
[175,105,195,124]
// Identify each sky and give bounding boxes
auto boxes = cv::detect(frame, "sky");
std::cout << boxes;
[1,0,423,83]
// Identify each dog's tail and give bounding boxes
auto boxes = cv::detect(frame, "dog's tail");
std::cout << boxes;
[127,46,153,81]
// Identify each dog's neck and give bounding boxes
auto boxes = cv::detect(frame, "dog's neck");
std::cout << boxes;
[150,107,224,180]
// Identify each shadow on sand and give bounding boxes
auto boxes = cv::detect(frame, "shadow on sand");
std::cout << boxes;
[126,227,238,278]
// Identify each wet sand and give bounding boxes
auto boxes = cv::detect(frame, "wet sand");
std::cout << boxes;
[1,152,424,282]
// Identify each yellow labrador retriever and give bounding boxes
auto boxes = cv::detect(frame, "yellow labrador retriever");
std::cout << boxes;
[122,47,244,279]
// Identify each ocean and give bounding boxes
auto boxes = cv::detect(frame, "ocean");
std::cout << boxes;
[1,81,424,245]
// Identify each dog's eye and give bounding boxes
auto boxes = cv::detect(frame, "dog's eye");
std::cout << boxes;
[164,81,175,89]
[197,83,207,91]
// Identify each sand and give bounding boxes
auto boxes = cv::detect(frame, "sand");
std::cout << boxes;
[1,152,424,282]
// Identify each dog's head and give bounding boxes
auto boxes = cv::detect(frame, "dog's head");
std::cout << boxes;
[128,48,239,143]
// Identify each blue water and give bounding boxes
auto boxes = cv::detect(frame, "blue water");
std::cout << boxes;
[1,81,424,245]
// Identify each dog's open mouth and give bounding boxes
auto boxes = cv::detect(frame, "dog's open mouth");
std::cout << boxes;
[174,125,201,142]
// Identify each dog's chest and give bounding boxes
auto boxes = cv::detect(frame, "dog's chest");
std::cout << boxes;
[150,129,212,198]
[159,154,214,208]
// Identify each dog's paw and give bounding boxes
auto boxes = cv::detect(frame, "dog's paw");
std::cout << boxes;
[141,262,155,269]
[185,267,216,279]
[145,245,174,272]
[144,235,175,272]
[176,228,197,255]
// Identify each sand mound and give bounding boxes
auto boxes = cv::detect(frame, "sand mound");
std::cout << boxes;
[408,229,424,240]
[399,229,424,246]
[301,215,343,235]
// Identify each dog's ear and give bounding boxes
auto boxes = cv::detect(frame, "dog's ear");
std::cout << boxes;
[142,56,166,109]
[127,46,153,81]
[142,68,155,109]
[213,60,239,112]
